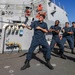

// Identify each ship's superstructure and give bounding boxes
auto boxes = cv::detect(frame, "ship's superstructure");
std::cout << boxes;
[0,0,68,53]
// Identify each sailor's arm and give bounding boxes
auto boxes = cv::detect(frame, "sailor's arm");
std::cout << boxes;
[48,28,54,32]
[22,24,32,30]
[49,28,60,34]
[61,28,73,34]
[67,28,73,34]
[53,29,60,34]
[36,26,48,33]
[67,32,73,35]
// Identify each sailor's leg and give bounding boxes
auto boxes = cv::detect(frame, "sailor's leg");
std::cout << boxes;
[40,38,54,70]
[21,37,39,70]
[67,37,74,54]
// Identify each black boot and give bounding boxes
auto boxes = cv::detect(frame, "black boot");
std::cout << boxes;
[58,51,61,55]
[46,59,54,70]
[60,52,66,59]
[20,59,30,70]
[71,49,75,54]
[60,54,66,59]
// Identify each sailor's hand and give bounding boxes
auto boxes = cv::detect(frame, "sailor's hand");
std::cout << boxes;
[62,29,65,33]
[49,29,54,32]
[50,29,55,32]
[22,24,27,28]
[52,29,55,31]
[36,26,42,30]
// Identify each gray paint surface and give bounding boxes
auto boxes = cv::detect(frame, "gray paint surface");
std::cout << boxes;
[0,47,75,75]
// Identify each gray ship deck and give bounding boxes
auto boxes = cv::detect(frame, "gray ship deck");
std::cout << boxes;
[0,47,75,75]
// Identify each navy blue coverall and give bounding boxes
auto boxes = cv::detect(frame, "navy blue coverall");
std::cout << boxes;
[62,27,74,50]
[71,26,75,46]
[26,21,51,60]
[71,26,75,41]
[49,25,64,53]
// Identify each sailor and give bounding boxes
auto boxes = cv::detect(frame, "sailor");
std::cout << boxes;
[61,22,74,54]
[71,22,75,47]
[48,20,66,59]
[21,14,54,70]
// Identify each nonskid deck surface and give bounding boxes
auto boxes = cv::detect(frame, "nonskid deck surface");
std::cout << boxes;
[0,47,75,75]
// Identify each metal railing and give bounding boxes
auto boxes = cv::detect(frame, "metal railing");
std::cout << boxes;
[0,3,24,17]
[0,0,46,17]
